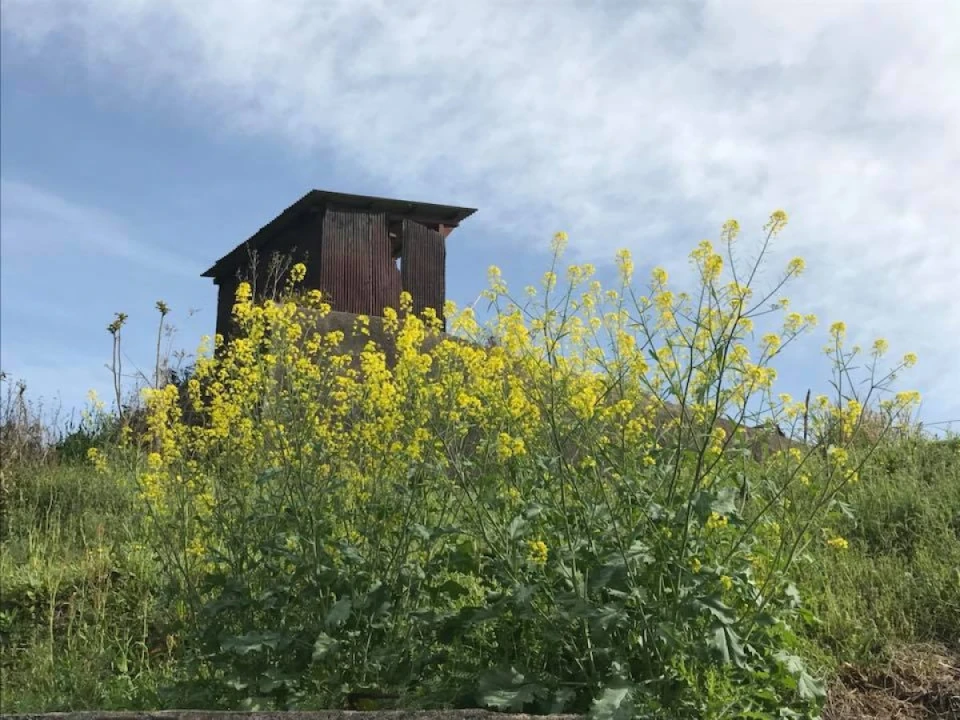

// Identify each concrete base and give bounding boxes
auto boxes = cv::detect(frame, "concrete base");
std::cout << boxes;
[7,712,583,720]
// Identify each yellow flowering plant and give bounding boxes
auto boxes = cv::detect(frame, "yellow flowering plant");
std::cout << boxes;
[121,213,921,716]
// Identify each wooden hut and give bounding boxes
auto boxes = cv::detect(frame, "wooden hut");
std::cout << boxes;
[202,189,477,342]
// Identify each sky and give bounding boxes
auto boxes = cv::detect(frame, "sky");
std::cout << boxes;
[1,0,958,435]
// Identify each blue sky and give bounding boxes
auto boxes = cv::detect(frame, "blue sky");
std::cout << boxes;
[1,0,958,434]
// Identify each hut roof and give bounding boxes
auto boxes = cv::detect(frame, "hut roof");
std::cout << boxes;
[201,189,477,281]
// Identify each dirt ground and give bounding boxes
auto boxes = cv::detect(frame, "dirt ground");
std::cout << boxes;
[823,644,960,719]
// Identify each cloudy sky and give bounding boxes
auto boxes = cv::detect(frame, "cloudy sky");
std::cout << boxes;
[1,0,958,432]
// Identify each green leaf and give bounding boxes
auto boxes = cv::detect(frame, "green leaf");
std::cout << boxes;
[783,583,802,608]
[549,687,577,714]
[797,671,826,701]
[410,523,432,541]
[435,579,472,600]
[255,467,283,486]
[588,605,627,634]
[775,652,825,701]
[626,539,656,565]
[510,583,535,607]
[476,668,547,712]
[221,631,283,655]
[523,502,545,519]
[708,623,746,667]
[836,500,857,522]
[588,560,626,593]
[696,594,737,625]
[311,632,337,661]
[325,597,352,628]
[775,651,805,675]
[694,487,738,520]
[507,514,527,540]
[590,682,634,720]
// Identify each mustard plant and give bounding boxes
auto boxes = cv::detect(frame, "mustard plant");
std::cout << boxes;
[120,211,922,717]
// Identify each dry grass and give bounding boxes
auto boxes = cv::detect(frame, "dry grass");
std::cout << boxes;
[824,644,960,719]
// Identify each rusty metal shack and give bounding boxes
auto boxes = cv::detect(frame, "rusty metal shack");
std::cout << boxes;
[202,190,478,340]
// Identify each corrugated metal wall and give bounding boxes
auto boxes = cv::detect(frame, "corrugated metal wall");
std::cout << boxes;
[401,219,446,328]
[320,207,386,316]
[369,212,400,317]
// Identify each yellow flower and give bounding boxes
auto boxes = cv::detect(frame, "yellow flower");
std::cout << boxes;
[615,248,634,284]
[762,333,782,352]
[496,432,526,461]
[690,557,702,574]
[786,257,805,276]
[705,512,729,532]
[829,321,846,340]
[527,540,548,566]
[551,231,569,255]
[903,352,918,368]
[187,538,206,558]
[721,219,740,244]
[826,445,849,468]
[86,447,108,473]
[542,270,558,292]
[826,536,849,551]
[719,575,733,592]
[765,209,789,235]
[895,390,921,406]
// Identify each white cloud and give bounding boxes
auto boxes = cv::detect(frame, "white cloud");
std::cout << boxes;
[0,178,198,277]
[2,0,958,422]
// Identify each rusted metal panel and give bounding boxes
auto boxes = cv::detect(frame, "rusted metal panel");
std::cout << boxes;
[368,212,400,317]
[401,219,446,328]
[320,207,376,316]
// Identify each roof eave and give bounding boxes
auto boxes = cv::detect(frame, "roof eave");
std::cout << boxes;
[201,189,477,281]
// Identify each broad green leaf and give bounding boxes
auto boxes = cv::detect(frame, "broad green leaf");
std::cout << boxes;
[549,687,577,714]
[510,582,535,607]
[775,651,825,700]
[311,632,337,661]
[436,579,472,600]
[476,668,547,712]
[221,631,282,655]
[590,683,634,720]
[588,560,626,592]
[523,502,545,519]
[410,523,432,541]
[325,597,352,628]
[797,671,826,701]
[507,514,527,540]
[708,623,746,666]
[696,594,737,625]
[694,487,738,519]
[626,539,656,565]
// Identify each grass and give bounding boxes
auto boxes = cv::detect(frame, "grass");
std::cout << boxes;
[0,462,179,711]
[796,437,960,663]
